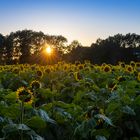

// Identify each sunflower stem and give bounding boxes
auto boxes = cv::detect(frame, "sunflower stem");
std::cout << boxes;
[20,101,24,140]
[33,89,36,108]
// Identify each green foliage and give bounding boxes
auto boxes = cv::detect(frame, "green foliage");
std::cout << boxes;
[26,116,46,129]
[0,62,140,140]
[95,114,114,126]
[2,124,44,140]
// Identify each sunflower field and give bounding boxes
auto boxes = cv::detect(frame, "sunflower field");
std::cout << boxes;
[0,61,140,140]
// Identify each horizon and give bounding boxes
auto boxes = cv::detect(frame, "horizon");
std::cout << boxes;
[0,0,140,46]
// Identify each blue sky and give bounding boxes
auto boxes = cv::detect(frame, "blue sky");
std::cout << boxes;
[0,0,140,46]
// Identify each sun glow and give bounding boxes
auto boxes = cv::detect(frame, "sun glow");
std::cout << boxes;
[45,46,52,54]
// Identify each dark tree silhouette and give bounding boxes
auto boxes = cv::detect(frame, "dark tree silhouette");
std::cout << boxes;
[65,33,140,64]
[0,34,5,64]
[0,31,140,65]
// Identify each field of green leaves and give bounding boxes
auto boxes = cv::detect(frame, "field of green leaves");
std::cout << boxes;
[0,61,140,140]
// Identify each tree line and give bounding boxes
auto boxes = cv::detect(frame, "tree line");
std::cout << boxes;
[0,30,140,65]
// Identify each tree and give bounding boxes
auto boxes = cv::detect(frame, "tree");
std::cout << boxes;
[66,40,81,53]
[0,34,5,64]
[66,33,140,64]
[1,30,140,65]
[45,35,67,61]
[10,30,45,64]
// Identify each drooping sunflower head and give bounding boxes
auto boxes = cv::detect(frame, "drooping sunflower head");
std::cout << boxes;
[103,65,112,73]
[78,64,84,70]
[12,68,19,74]
[36,70,43,77]
[74,72,82,81]
[45,68,51,74]
[130,61,136,67]
[102,63,106,67]
[107,81,117,92]
[125,65,134,74]
[84,67,91,72]
[16,87,33,104]
[136,62,140,68]
[70,65,76,71]
[119,62,125,68]
[75,61,81,66]
[84,60,91,64]
[30,80,41,90]
[63,65,68,71]
[135,62,140,72]
[0,67,3,72]
[117,76,126,82]
[20,65,24,71]
[31,65,36,71]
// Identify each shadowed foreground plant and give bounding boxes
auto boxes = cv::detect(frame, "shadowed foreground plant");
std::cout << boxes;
[16,87,34,140]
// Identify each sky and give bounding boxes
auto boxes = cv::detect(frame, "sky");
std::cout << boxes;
[0,0,140,46]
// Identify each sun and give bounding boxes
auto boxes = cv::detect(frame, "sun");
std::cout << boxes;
[45,46,52,54]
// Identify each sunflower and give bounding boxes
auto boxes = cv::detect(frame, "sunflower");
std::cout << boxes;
[119,62,125,68]
[36,70,43,77]
[20,65,24,71]
[103,65,112,73]
[125,65,134,74]
[30,80,41,89]
[12,68,19,74]
[68,71,74,78]
[31,65,36,71]
[74,72,82,81]
[136,62,140,68]
[86,106,100,119]
[78,64,84,70]
[84,60,90,64]
[63,65,69,71]
[75,61,81,66]
[84,67,91,72]
[16,87,33,104]
[107,82,117,92]
[85,107,104,125]
[117,76,126,82]
[45,68,51,74]
[130,61,136,67]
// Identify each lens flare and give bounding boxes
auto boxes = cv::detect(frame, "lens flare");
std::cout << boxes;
[45,46,52,54]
